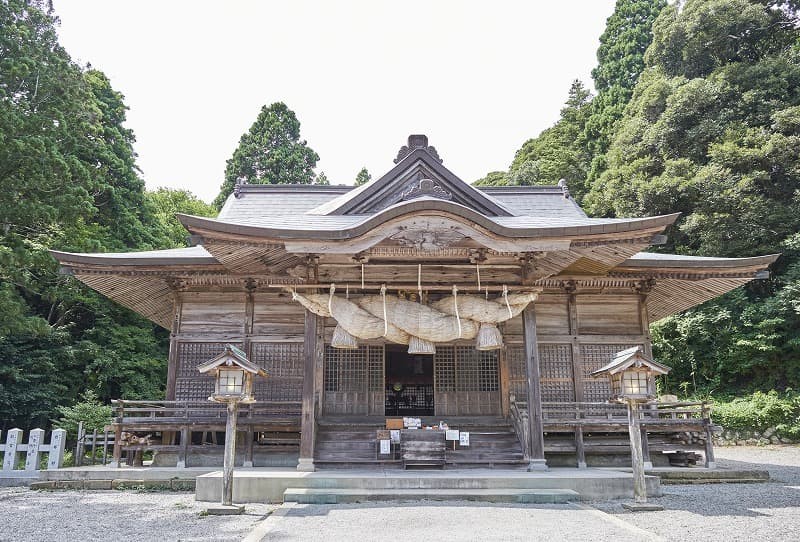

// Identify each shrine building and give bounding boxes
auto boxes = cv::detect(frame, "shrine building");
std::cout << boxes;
[51,135,777,471]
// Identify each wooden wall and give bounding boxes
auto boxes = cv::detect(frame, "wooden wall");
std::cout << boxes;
[168,289,652,410]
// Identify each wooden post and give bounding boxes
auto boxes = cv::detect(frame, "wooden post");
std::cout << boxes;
[244,428,255,468]
[627,400,647,503]
[640,425,652,470]
[499,347,510,417]
[222,400,239,506]
[111,424,122,468]
[567,290,585,403]
[575,426,587,469]
[298,309,319,472]
[703,404,716,468]
[522,305,547,470]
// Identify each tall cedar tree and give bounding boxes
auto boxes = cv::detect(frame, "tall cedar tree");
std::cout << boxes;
[587,0,800,392]
[213,102,319,208]
[0,1,178,428]
[583,0,666,182]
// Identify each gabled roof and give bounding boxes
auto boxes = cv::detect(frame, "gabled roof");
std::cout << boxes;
[197,344,266,376]
[590,346,671,377]
[307,135,514,217]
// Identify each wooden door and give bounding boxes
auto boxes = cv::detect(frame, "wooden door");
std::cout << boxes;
[434,346,500,416]
[323,345,384,416]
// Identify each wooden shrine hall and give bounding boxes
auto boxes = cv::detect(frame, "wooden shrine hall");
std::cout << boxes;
[51,135,778,471]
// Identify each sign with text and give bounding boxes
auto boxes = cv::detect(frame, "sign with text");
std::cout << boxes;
[445,430,460,441]
[459,432,470,446]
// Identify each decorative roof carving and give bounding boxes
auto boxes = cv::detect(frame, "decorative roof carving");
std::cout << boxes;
[558,178,570,199]
[402,177,452,202]
[394,134,443,164]
[389,226,466,251]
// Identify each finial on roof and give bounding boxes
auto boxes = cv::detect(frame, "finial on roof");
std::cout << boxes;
[234,178,249,198]
[558,178,570,199]
[394,134,443,164]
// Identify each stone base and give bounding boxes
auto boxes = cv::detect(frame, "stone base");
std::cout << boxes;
[296,458,315,472]
[622,502,664,512]
[203,505,245,515]
[527,459,548,471]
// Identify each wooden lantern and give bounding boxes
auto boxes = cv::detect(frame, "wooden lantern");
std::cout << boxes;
[197,344,266,404]
[590,346,670,403]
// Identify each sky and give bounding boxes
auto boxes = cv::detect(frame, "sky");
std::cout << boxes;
[54,1,617,203]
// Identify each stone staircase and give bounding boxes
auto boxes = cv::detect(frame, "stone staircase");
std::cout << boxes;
[283,487,579,504]
[314,417,526,469]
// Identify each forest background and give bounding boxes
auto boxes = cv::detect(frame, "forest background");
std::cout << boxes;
[1,0,799,432]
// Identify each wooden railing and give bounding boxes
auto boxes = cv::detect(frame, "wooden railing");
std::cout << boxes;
[112,399,302,426]
[541,401,711,426]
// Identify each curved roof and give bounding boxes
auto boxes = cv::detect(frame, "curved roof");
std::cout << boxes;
[49,245,219,267]
[178,198,680,241]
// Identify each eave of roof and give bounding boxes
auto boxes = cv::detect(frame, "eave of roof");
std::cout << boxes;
[619,253,780,270]
[178,199,680,241]
[50,245,220,267]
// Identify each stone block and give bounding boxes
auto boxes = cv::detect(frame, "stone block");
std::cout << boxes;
[170,479,195,491]
[112,479,146,489]
[55,480,85,489]
[29,481,56,490]
[85,480,113,490]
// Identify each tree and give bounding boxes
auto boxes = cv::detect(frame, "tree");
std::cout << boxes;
[584,0,667,181]
[354,167,371,186]
[213,102,319,208]
[503,80,594,199]
[586,0,800,394]
[146,188,216,248]
[314,171,330,185]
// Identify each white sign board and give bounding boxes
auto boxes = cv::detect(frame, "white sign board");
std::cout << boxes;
[459,432,470,446]
[380,439,391,455]
[445,430,460,441]
[390,430,401,443]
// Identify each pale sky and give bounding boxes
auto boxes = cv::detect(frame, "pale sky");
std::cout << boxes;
[54,1,617,203]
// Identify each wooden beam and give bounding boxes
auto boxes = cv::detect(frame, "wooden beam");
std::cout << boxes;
[499,347,510,418]
[269,284,542,292]
[522,305,547,470]
[298,309,320,471]
[165,294,182,401]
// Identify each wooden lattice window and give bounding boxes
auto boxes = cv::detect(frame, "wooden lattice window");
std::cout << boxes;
[324,346,368,392]
[435,347,498,392]
[175,342,236,401]
[539,344,574,402]
[251,342,304,402]
[580,344,640,403]
[368,346,385,392]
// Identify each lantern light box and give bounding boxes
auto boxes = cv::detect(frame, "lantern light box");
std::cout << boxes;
[590,346,670,403]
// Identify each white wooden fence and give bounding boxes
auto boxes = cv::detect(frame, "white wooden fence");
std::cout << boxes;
[1,428,66,472]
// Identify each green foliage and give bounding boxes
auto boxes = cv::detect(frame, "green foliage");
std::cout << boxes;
[585,0,666,180]
[53,390,112,438]
[0,1,170,430]
[146,188,216,248]
[504,80,594,200]
[213,102,319,208]
[354,167,371,186]
[313,171,330,185]
[589,0,800,395]
[711,391,800,439]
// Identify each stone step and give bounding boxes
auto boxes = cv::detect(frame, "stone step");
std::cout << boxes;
[282,487,580,504]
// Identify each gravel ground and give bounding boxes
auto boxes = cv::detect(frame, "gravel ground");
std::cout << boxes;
[592,445,800,542]
[0,489,275,542]
[1,445,797,542]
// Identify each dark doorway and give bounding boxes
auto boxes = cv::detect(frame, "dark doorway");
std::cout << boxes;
[384,346,434,416]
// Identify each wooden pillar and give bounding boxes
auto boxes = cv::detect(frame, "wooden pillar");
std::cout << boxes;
[499,346,510,417]
[703,405,717,468]
[522,305,547,470]
[165,293,183,401]
[177,426,189,469]
[566,288,585,403]
[298,309,320,471]
[627,400,648,503]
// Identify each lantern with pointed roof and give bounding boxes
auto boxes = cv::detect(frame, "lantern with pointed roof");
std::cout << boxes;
[590,346,670,403]
[197,344,267,403]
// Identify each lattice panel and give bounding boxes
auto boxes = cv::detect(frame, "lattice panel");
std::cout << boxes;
[539,344,574,402]
[434,347,456,392]
[324,346,368,392]
[434,347,498,392]
[580,344,640,403]
[175,342,235,401]
[368,345,385,392]
[251,342,304,402]
[507,346,528,400]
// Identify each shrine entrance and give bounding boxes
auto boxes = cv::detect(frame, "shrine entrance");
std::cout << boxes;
[384,346,434,416]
